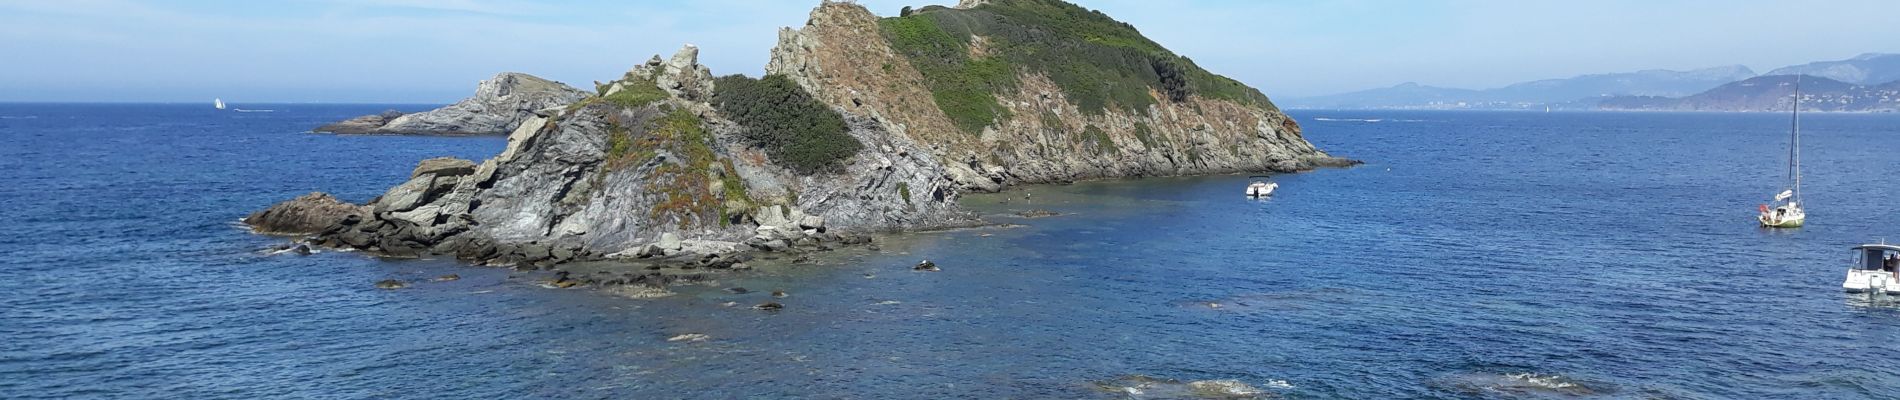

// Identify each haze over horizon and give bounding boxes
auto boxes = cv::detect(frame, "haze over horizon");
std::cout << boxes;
[3,0,1897,103]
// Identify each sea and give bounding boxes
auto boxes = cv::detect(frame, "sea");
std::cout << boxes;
[2,103,1898,399]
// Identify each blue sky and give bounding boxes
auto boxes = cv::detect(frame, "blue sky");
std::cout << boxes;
[2,0,1896,103]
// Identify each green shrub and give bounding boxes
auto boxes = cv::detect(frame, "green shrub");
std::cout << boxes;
[878,0,1280,123]
[1132,122,1158,147]
[602,78,668,109]
[1082,125,1118,154]
[710,74,864,174]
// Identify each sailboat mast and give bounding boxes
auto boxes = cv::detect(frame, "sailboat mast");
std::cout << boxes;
[1791,75,1802,202]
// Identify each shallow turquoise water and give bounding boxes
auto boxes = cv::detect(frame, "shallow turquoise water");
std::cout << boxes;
[3,105,1900,398]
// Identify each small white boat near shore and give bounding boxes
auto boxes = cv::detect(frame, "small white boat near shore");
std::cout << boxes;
[1843,243,1900,294]
[1245,177,1277,198]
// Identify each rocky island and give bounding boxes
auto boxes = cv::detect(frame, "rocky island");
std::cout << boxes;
[251,0,1354,276]
[315,72,591,135]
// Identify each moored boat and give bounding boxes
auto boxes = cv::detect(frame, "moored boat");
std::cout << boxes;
[1245,177,1277,198]
[1758,76,1806,228]
[1843,243,1900,294]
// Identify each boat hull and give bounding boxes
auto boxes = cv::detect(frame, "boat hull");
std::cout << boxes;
[1845,270,1899,294]
[1759,215,1804,228]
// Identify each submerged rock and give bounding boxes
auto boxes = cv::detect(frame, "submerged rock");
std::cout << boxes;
[434,274,460,282]
[374,279,406,290]
[1016,209,1061,218]
[914,260,940,272]
[1433,372,1600,397]
[754,302,784,311]
[1092,375,1273,399]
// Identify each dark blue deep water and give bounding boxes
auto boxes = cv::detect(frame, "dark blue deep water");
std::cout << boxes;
[3,104,1899,399]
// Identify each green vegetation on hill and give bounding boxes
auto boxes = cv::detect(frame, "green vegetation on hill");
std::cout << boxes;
[601,77,669,109]
[710,74,863,174]
[878,0,1275,132]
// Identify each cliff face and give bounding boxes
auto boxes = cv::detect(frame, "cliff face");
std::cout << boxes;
[316,73,590,135]
[252,0,1348,267]
[768,1,1347,192]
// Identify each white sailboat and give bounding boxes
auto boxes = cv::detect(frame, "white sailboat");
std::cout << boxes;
[1758,76,1805,228]
[214,98,226,110]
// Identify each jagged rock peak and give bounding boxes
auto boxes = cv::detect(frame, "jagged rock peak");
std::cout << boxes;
[630,44,715,101]
[474,72,576,100]
[957,0,991,9]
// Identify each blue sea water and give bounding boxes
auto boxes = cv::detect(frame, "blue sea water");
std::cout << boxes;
[2,104,1899,399]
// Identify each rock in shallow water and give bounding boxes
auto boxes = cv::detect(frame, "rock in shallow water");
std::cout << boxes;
[914,260,939,272]
[244,192,368,235]
[374,279,406,290]
[1092,375,1272,399]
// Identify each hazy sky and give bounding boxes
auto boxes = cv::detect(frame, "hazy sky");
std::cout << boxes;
[3,0,1897,103]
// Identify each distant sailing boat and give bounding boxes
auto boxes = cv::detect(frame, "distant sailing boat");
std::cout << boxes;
[1759,76,1806,228]
[214,98,226,110]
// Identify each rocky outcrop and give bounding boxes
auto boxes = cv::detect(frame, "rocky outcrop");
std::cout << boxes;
[314,110,403,134]
[249,0,1352,270]
[244,192,368,235]
[254,45,965,267]
[315,73,589,135]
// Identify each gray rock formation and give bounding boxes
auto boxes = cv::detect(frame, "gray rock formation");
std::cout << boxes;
[243,192,368,235]
[313,110,403,134]
[255,45,961,267]
[315,73,589,135]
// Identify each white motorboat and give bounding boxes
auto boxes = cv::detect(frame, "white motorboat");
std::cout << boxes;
[1245,177,1277,198]
[1843,243,1900,294]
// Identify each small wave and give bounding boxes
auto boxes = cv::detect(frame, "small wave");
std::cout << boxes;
[0,115,37,119]
[235,109,276,113]
[1092,375,1277,399]
[1311,117,1384,122]
[1436,372,1602,397]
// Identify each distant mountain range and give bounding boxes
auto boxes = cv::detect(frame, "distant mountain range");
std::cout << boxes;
[1290,53,1900,112]
[1765,53,1900,85]
[1598,75,1900,112]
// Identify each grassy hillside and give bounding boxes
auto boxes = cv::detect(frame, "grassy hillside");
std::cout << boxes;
[879,0,1275,134]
